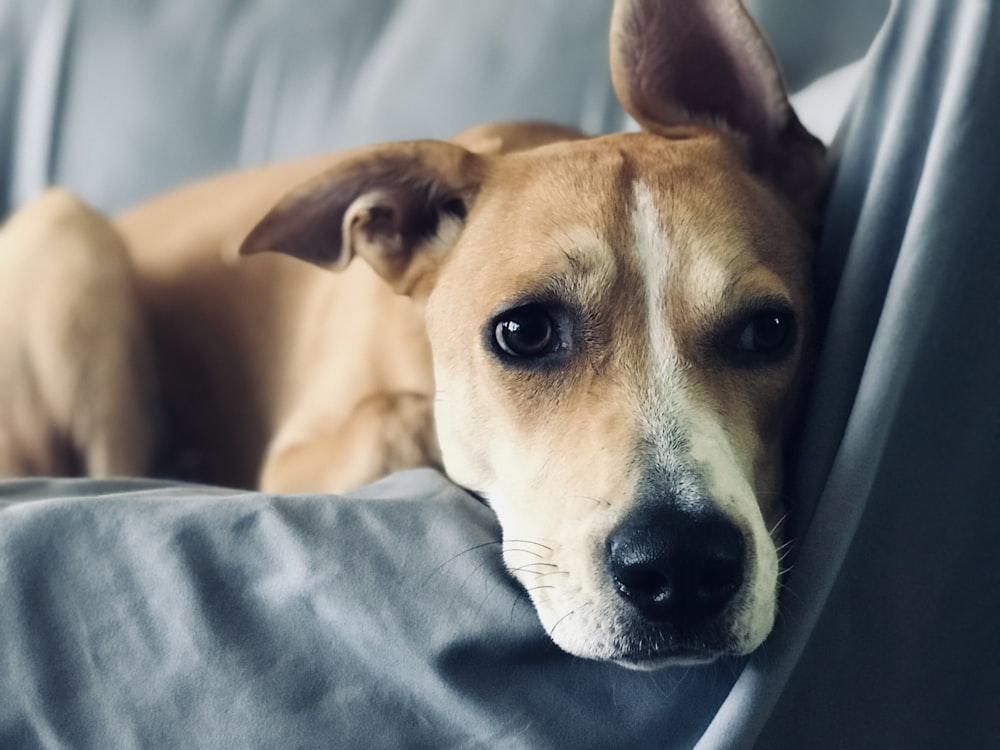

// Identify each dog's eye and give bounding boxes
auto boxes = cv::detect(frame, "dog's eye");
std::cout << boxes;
[493,304,559,359]
[731,309,796,363]
[737,311,790,352]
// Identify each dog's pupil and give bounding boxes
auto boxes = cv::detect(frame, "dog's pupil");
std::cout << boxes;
[754,314,785,349]
[499,311,552,356]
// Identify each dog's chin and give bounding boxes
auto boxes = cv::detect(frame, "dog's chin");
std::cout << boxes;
[539,609,763,671]
[594,631,753,671]
[533,590,775,670]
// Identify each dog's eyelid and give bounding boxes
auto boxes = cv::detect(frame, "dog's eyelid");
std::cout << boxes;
[705,295,798,367]
[485,271,582,317]
[483,298,578,369]
[720,294,795,326]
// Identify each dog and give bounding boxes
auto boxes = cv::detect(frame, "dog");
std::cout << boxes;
[0,0,826,669]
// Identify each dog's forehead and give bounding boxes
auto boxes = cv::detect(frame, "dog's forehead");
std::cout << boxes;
[447,131,810,317]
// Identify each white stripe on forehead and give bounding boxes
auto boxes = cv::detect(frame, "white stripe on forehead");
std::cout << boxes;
[630,180,759,518]
[629,179,692,478]
[630,180,679,397]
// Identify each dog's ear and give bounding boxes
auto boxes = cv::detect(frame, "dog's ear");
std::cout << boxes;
[610,0,827,223]
[240,140,486,295]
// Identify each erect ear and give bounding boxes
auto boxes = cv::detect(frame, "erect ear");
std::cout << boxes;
[610,0,828,223]
[240,140,486,295]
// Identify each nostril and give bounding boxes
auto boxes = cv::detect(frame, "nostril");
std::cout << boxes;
[606,507,746,628]
[614,567,670,600]
[693,555,743,608]
[702,558,742,589]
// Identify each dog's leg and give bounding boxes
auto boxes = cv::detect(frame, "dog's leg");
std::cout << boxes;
[259,392,440,494]
[0,188,157,478]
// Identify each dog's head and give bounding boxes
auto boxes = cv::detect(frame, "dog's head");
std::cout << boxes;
[243,0,827,669]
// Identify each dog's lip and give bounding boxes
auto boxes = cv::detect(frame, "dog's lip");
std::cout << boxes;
[613,647,721,671]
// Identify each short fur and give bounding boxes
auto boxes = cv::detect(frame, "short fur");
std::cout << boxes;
[0,0,825,668]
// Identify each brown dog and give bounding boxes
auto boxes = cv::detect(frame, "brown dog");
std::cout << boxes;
[0,0,825,668]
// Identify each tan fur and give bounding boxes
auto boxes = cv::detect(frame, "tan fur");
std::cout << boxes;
[419,133,814,660]
[0,129,810,665]
[0,0,827,668]
[0,189,155,477]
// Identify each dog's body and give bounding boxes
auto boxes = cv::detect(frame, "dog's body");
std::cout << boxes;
[0,0,826,668]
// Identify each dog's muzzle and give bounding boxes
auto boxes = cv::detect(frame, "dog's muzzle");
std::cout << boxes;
[605,504,747,659]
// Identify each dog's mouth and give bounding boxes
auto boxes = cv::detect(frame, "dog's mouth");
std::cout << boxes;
[613,648,720,671]
[599,608,749,670]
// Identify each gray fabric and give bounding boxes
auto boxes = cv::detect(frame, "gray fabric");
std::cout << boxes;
[0,0,883,216]
[745,0,889,91]
[3,0,997,748]
[0,472,737,749]
[744,1,1000,745]
[3,0,626,213]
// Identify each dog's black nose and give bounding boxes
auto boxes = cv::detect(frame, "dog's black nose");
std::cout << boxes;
[606,506,746,629]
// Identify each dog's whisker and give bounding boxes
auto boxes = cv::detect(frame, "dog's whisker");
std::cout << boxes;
[777,561,796,577]
[502,538,553,550]
[501,547,546,560]
[508,589,535,622]
[501,541,553,560]
[471,575,525,622]
[776,548,795,567]
[501,541,555,560]
[773,538,795,557]
[534,569,570,578]
[510,562,559,572]
[523,584,557,595]
[546,609,577,640]
[776,580,804,608]
[509,565,570,580]
[767,512,790,538]
[569,494,609,508]
[419,540,507,586]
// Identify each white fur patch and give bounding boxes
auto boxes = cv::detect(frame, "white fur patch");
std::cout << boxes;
[630,181,677,392]
[629,180,777,651]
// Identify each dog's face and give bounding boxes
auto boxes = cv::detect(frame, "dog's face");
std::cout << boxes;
[242,0,827,668]
[425,133,813,666]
